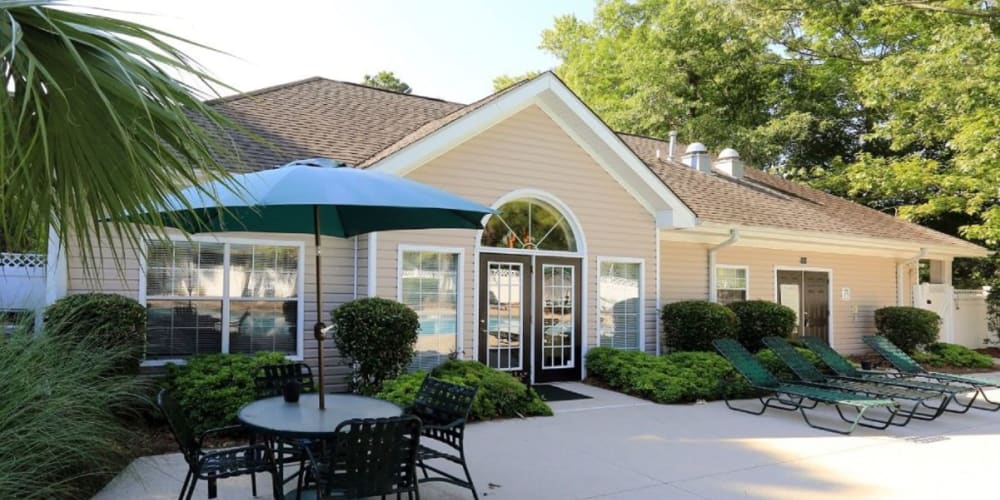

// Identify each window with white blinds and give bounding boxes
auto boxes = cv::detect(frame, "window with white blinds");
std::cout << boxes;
[716,266,748,305]
[597,260,642,350]
[144,240,302,361]
[400,249,460,372]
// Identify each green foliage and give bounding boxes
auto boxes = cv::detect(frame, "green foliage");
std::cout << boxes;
[987,286,1000,344]
[44,293,146,375]
[585,347,753,404]
[361,70,412,94]
[376,360,552,420]
[492,71,542,91]
[913,343,994,369]
[0,2,242,275]
[874,306,941,354]
[662,300,739,352]
[755,347,825,381]
[0,330,146,500]
[727,300,797,352]
[162,352,288,432]
[331,298,420,394]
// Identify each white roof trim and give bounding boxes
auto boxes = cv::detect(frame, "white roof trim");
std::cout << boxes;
[367,73,697,227]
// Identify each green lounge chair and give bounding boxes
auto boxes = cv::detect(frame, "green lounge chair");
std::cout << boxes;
[863,335,1000,412]
[762,336,950,422]
[801,336,984,414]
[712,338,903,435]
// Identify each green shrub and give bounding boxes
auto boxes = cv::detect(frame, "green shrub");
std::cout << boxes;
[727,300,797,352]
[662,300,738,352]
[584,347,752,404]
[331,297,420,394]
[755,347,825,381]
[874,306,940,354]
[917,343,994,368]
[376,359,552,420]
[44,293,146,375]
[162,352,288,432]
[0,330,146,500]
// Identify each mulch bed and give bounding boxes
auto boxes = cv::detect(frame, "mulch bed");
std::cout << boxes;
[975,346,1000,358]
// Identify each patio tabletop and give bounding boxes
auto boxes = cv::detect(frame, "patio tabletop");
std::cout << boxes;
[238,394,402,438]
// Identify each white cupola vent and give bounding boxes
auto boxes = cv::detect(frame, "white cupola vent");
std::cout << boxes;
[715,148,744,179]
[682,142,711,173]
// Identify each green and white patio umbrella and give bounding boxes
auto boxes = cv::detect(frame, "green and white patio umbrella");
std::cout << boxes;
[132,158,493,409]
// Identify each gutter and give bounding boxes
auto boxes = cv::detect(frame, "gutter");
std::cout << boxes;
[897,248,927,306]
[708,229,740,302]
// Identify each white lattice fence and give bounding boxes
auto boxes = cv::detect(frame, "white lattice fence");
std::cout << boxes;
[1,252,47,315]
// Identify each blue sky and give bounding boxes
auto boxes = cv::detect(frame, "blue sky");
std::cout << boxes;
[87,0,593,102]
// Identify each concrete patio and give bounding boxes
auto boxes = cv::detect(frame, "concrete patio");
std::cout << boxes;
[96,380,1000,499]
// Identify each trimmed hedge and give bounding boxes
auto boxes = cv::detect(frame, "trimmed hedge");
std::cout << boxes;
[662,300,738,352]
[912,343,993,369]
[584,347,752,404]
[874,306,941,354]
[728,300,797,352]
[44,293,146,375]
[331,297,420,394]
[376,359,552,420]
[163,352,289,432]
[754,347,825,381]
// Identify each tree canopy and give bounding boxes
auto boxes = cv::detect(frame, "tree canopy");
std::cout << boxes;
[0,1,239,268]
[529,0,999,282]
[361,70,412,94]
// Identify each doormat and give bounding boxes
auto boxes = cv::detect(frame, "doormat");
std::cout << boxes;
[531,384,592,402]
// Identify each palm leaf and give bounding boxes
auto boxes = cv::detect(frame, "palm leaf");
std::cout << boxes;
[0,0,246,274]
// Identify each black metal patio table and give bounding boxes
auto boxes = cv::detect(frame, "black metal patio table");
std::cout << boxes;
[237,393,403,498]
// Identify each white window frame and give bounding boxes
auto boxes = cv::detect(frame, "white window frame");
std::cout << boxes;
[595,257,645,351]
[397,245,465,363]
[714,264,749,304]
[139,235,306,366]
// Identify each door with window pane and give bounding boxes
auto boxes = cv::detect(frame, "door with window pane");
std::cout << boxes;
[534,257,582,382]
[777,270,830,341]
[478,254,530,373]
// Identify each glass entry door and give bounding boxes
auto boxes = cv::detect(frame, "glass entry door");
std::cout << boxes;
[534,256,582,383]
[777,270,830,341]
[478,254,530,373]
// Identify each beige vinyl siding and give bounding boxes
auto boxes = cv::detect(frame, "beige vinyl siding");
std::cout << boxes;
[661,241,912,354]
[66,229,359,392]
[375,105,659,358]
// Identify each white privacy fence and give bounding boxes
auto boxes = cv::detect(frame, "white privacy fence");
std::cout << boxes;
[1,252,47,330]
[913,284,991,348]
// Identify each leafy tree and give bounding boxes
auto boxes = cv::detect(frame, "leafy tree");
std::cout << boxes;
[492,70,542,91]
[0,1,238,270]
[361,70,412,94]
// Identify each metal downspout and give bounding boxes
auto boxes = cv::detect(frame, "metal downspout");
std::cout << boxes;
[708,229,740,302]
[897,247,928,306]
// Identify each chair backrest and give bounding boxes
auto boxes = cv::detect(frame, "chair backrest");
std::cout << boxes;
[862,336,924,374]
[157,389,200,465]
[409,377,478,427]
[800,336,861,377]
[254,362,316,399]
[319,416,421,499]
[761,336,827,383]
[712,338,781,389]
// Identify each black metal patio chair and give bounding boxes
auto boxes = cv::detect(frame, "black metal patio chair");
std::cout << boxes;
[291,416,422,499]
[405,377,480,499]
[157,389,276,500]
[254,362,316,398]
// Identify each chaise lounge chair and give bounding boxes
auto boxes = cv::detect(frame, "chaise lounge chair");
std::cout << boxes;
[761,336,951,422]
[863,335,1000,412]
[712,338,904,435]
[801,336,985,414]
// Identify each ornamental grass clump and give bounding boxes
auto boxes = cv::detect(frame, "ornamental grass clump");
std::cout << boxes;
[0,330,146,500]
[44,293,147,375]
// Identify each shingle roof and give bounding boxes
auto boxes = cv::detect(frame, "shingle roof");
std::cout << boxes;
[205,77,982,252]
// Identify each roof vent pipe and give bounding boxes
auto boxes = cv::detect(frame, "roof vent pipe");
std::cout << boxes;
[715,148,743,179]
[682,142,711,173]
[668,131,677,160]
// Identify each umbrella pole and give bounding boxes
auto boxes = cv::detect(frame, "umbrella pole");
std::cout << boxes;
[313,205,326,410]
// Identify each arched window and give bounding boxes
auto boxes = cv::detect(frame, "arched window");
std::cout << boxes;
[481,199,577,252]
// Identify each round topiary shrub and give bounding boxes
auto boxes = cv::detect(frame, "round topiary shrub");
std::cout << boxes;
[331,297,420,394]
[662,300,738,352]
[44,293,146,375]
[728,300,797,352]
[874,306,941,354]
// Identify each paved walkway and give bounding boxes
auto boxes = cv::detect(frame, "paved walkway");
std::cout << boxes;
[96,379,1000,499]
